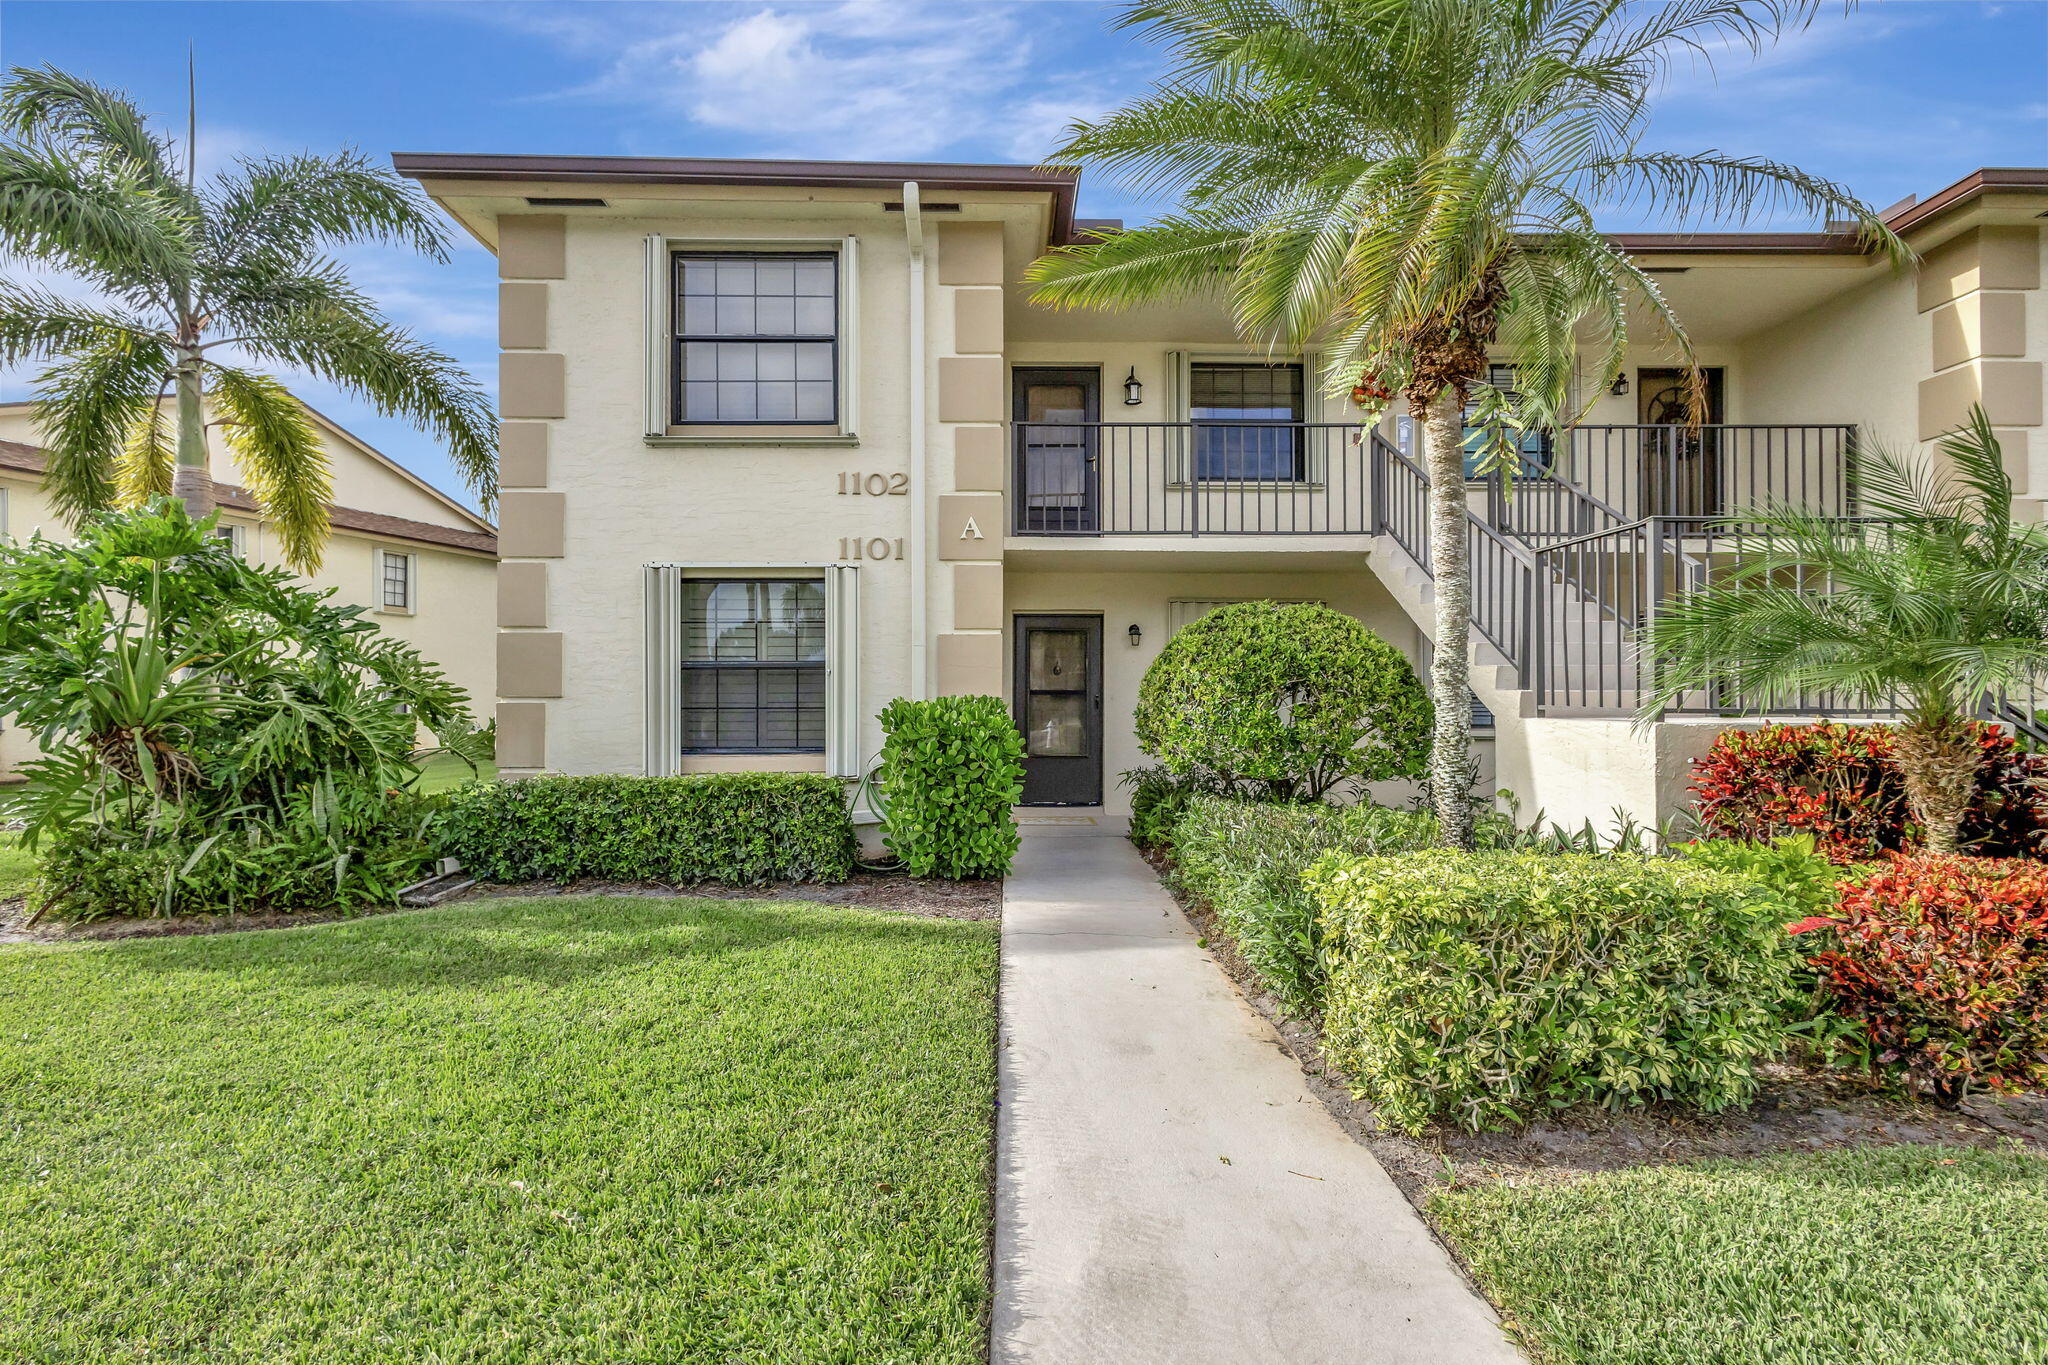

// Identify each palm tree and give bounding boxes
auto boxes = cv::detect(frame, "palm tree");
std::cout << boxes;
[1025,0,1903,847]
[0,64,493,571]
[1642,410,2048,855]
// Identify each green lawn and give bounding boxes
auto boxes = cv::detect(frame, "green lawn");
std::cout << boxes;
[0,895,998,1363]
[0,833,32,900]
[1434,1143,2048,1365]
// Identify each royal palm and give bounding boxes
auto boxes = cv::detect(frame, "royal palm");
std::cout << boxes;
[1027,0,1900,846]
[0,65,493,571]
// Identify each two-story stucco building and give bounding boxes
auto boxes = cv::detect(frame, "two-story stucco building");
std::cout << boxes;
[0,398,498,781]
[392,154,2048,829]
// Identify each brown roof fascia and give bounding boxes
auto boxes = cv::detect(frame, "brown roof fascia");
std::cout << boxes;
[392,152,1082,242]
[1883,167,2048,236]
[0,441,496,556]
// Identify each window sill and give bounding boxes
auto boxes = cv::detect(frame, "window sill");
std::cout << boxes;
[648,431,859,449]
[374,606,417,618]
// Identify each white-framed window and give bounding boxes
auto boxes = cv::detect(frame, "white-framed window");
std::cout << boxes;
[378,549,417,613]
[644,234,860,439]
[213,521,247,557]
[643,564,860,777]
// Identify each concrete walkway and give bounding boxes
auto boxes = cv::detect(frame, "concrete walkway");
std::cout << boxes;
[993,832,1522,1365]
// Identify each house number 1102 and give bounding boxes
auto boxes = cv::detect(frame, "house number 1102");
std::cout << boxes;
[838,471,909,495]
[839,537,905,561]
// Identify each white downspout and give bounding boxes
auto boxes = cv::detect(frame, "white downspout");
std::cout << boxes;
[903,180,930,699]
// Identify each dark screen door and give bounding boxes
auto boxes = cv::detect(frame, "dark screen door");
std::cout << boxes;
[1013,615,1103,805]
[1013,369,1100,533]
[1638,366,1725,518]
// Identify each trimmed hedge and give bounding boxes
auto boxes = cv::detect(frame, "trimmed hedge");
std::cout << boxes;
[1170,797,1437,1016]
[1308,852,1797,1133]
[877,695,1024,878]
[442,773,857,884]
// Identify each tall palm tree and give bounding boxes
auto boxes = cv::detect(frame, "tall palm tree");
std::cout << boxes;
[1643,410,2048,855]
[0,65,493,572]
[1026,0,1903,846]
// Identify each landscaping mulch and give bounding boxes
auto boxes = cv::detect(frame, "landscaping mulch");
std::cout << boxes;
[0,864,1002,945]
[1151,847,2047,1207]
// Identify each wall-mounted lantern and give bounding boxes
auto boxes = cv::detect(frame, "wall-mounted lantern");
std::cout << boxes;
[1609,371,1631,397]
[1123,367,1144,406]
[1127,623,1143,647]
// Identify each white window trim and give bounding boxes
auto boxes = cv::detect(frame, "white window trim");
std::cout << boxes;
[643,234,861,447]
[642,562,859,778]
[375,547,418,615]
[0,485,10,540]
[214,521,249,557]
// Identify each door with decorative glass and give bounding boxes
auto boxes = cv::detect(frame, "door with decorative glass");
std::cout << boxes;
[1012,615,1103,805]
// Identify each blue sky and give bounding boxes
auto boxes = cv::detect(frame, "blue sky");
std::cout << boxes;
[3,0,2044,509]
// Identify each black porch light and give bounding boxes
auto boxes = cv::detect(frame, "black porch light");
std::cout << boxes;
[1127,622,1143,647]
[1609,371,1630,397]
[1123,367,1144,405]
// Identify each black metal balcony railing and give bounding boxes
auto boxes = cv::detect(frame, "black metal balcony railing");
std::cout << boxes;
[1012,422,1373,535]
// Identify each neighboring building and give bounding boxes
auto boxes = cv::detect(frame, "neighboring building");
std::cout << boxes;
[0,399,497,780]
[393,154,2047,829]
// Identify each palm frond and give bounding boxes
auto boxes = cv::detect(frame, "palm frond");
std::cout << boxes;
[203,149,450,267]
[0,64,186,196]
[0,142,190,290]
[116,396,175,504]
[0,280,164,366]
[205,366,332,573]
[25,334,174,520]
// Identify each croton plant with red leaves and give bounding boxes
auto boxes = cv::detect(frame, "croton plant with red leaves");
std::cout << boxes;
[1800,854,2048,1102]
[1690,721,2048,864]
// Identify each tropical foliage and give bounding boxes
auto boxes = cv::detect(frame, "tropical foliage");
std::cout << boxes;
[1027,0,1898,846]
[877,695,1026,879]
[0,64,493,570]
[0,503,486,918]
[1646,412,2048,853]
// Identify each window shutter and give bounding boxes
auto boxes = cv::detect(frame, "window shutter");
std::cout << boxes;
[839,235,860,437]
[824,564,860,778]
[643,234,669,438]
[643,565,680,776]
[1165,349,1190,481]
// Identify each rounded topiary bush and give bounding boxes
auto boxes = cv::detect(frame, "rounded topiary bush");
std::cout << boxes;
[1134,601,1430,800]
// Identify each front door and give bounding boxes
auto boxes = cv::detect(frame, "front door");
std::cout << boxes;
[1013,369,1100,533]
[1638,366,1726,518]
[1013,614,1103,805]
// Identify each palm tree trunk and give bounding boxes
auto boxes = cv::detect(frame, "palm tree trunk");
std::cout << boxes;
[171,352,214,521]
[1892,708,1980,854]
[1421,389,1478,848]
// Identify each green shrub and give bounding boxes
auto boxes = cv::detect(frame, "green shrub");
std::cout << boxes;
[877,696,1024,878]
[443,773,857,884]
[31,788,440,922]
[1170,797,1439,1016]
[1308,851,1798,1133]
[1121,765,1232,851]
[1135,602,1430,801]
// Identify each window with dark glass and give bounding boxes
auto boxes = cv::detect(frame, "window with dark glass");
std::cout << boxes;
[1190,363,1305,481]
[672,253,837,425]
[381,550,413,610]
[1462,362,1552,478]
[681,579,827,753]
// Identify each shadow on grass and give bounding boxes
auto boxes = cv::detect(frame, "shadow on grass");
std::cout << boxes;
[62,895,996,994]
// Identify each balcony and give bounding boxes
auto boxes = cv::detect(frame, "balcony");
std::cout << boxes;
[1012,421,1374,536]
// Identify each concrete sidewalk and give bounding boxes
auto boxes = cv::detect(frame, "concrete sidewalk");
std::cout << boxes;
[993,832,1521,1365]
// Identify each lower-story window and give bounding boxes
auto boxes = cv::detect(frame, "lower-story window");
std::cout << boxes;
[680,578,827,752]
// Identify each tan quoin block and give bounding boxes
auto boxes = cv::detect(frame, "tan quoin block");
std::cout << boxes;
[497,561,549,628]
[499,422,548,487]
[1917,226,2041,313]
[495,702,547,769]
[1930,292,2027,371]
[499,631,564,698]
[935,632,1004,697]
[937,221,1005,286]
[937,493,1004,560]
[952,288,1005,354]
[499,283,549,350]
[500,353,565,420]
[498,491,566,558]
[954,426,1006,491]
[952,562,1004,630]
[497,214,566,280]
[938,356,1004,423]
[1919,361,2045,440]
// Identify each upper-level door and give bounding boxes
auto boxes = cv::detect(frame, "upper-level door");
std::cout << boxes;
[1638,367,1725,518]
[1014,368,1099,533]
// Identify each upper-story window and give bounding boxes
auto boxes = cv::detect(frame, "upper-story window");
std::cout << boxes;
[380,549,417,613]
[1190,362,1305,481]
[672,252,839,425]
[1462,362,1552,479]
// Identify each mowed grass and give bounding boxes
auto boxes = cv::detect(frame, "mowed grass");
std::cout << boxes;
[0,895,998,1363]
[1433,1143,2048,1365]
[0,833,33,899]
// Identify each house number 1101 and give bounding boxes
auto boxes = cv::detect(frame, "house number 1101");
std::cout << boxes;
[839,537,905,561]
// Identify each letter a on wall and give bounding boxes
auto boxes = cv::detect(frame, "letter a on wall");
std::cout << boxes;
[960,517,984,540]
